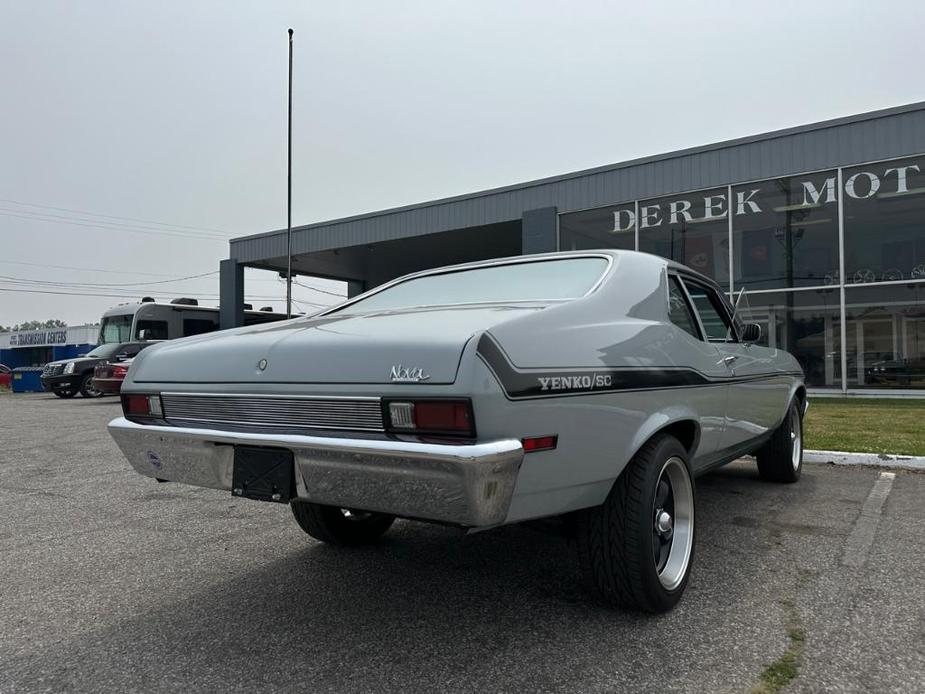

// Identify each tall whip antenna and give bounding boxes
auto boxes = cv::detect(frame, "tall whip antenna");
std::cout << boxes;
[286,27,294,318]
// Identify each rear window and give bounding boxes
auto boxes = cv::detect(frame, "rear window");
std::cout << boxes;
[339,257,609,313]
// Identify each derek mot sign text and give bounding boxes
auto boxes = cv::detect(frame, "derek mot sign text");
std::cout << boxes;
[610,163,920,232]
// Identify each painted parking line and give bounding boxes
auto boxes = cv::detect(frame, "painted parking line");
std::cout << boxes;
[841,471,896,568]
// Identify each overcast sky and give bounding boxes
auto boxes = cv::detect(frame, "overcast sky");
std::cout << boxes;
[1,0,922,328]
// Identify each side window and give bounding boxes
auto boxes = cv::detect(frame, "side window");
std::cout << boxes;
[682,281,735,342]
[183,318,218,337]
[667,277,700,339]
[135,320,168,340]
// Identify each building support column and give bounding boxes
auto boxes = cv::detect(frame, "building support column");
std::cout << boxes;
[824,314,834,386]
[219,259,245,330]
[522,207,558,254]
[346,280,366,298]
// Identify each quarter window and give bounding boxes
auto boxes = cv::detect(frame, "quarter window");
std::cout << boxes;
[667,277,700,339]
[135,320,168,340]
[683,281,735,342]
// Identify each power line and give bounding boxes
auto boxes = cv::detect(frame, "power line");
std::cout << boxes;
[0,259,200,277]
[0,270,218,288]
[0,197,234,235]
[0,206,230,239]
[290,278,346,298]
[0,286,314,300]
[0,209,231,242]
[0,286,334,306]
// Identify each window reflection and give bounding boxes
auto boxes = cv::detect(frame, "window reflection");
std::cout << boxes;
[737,289,841,388]
[843,155,925,284]
[638,188,730,287]
[845,283,925,387]
[732,172,839,290]
[559,203,635,252]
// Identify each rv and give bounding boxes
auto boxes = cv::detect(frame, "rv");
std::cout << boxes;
[98,298,287,344]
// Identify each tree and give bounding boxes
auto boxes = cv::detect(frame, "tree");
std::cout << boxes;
[3,319,67,332]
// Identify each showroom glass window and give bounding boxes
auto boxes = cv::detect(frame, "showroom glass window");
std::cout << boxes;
[843,155,925,284]
[559,202,635,252]
[731,171,839,290]
[843,283,925,388]
[638,187,730,288]
[736,288,842,388]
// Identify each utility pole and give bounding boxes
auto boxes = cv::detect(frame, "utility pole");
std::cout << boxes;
[286,27,294,318]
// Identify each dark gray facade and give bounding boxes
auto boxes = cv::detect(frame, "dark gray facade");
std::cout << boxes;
[222,101,925,393]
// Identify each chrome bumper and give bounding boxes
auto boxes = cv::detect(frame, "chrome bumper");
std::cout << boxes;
[107,417,524,527]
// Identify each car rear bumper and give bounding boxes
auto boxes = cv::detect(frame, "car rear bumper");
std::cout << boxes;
[93,378,123,394]
[107,417,524,527]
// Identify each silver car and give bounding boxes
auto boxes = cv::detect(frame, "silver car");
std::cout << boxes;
[109,250,806,612]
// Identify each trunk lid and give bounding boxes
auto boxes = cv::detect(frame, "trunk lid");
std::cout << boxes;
[131,304,544,384]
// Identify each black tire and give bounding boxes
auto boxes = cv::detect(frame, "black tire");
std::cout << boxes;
[574,434,696,613]
[79,372,103,398]
[291,501,394,546]
[755,399,803,483]
[54,389,77,398]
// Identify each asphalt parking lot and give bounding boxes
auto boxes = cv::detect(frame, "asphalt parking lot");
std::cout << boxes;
[1,394,924,693]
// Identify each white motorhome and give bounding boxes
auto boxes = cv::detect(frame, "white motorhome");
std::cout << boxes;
[98,299,287,344]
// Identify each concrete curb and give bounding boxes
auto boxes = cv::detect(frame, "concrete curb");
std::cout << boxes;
[805,449,925,471]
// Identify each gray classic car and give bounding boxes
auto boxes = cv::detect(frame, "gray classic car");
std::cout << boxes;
[108,250,806,612]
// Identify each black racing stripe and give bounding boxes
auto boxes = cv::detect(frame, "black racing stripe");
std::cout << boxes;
[476,333,800,400]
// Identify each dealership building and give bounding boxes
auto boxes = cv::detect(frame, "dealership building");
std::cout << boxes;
[221,101,925,394]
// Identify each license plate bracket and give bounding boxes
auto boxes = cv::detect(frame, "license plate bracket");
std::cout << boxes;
[232,446,295,503]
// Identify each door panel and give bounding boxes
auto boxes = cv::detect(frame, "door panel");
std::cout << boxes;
[667,275,729,466]
[681,278,781,452]
[716,342,792,449]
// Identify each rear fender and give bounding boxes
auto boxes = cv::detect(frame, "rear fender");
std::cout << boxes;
[626,407,702,469]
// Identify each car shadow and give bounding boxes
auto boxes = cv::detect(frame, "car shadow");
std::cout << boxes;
[6,466,796,691]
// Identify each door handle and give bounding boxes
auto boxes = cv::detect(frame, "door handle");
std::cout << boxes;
[721,355,738,366]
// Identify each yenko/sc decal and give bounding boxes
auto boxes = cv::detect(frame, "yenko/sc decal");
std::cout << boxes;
[538,373,613,392]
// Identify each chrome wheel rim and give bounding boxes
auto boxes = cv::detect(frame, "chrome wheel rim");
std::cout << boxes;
[790,407,802,471]
[653,456,694,591]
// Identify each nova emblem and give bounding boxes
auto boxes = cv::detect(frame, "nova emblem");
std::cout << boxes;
[390,364,431,383]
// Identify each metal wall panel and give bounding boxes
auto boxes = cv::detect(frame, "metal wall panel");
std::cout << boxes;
[231,102,925,264]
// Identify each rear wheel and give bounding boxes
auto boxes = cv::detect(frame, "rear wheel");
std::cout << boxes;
[755,399,803,483]
[79,373,103,398]
[575,434,696,613]
[291,501,394,546]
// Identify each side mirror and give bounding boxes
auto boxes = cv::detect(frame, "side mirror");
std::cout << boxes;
[741,323,762,343]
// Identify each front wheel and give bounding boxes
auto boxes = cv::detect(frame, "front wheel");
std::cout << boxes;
[755,399,803,483]
[575,434,696,613]
[79,373,103,398]
[291,501,394,546]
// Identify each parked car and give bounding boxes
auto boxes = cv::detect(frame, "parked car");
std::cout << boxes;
[108,250,806,612]
[92,358,136,394]
[42,342,150,398]
[866,358,925,386]
[0,364,11,388]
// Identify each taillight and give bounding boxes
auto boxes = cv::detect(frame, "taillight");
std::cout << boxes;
[522,435,558,453]
[112,365,129,378]
[385,399,474,437]
[122,394,163,421]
